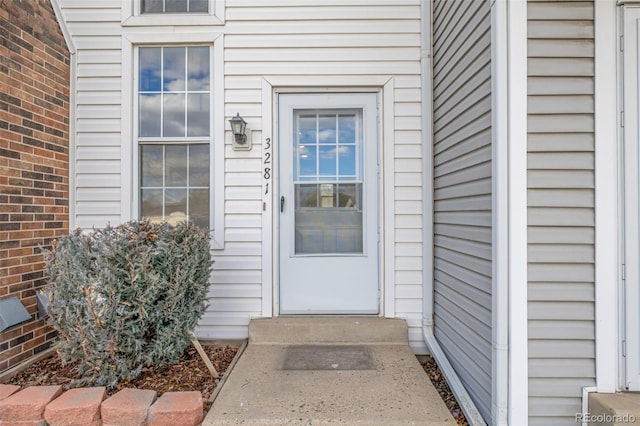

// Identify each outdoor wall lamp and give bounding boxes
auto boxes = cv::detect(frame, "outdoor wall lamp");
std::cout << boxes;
[229,112,251,151]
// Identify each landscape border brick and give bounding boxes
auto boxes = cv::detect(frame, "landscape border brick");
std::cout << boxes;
[147,391,204,426]
[0,386,206,425]
[0,384,20,401]
[0,385,62,422]
[43,386,106,426]
[100,388,157,426]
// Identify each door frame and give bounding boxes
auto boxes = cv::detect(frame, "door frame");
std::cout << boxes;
[259,78,395,318]
[621,5,640,391]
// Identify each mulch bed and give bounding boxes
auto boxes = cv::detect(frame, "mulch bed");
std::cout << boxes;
[421,355,469,426]
[7,344,467,424]
[6,344,238,407]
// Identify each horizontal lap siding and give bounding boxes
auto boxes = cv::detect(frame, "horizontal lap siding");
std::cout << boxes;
[431,0,492,422]
[59,1,424,345]
[58,0,122,230]
[225,1,424,349]
[527,1,596,424]
[56,0,263,340]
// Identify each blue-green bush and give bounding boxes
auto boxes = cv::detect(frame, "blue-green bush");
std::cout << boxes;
[44,219,212,388]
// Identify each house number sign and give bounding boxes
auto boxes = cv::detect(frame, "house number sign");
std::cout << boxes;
[263,137,272,203]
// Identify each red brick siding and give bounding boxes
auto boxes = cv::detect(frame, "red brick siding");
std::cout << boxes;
[0,0,70,374]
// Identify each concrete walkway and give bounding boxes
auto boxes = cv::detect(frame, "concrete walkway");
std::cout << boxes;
[204,317,455,425]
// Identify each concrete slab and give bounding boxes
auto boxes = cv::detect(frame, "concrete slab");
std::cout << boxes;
[589,392,640,425]
[249,317,409,345]
[204,343,455,425]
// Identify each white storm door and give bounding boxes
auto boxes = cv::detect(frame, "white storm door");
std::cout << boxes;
[278,93,379,314]
[623,6,640,391]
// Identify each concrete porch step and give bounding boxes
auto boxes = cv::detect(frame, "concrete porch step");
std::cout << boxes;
[206,317,455,425]
[248,317,408,345]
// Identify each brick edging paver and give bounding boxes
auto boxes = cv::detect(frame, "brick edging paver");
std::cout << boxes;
[0,384,203,426]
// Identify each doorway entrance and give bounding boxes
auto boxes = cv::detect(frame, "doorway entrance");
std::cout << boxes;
[278,93,380,314]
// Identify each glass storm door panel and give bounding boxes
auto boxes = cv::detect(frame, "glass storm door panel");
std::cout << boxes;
[294,112,363,255]
[279,93,379,314]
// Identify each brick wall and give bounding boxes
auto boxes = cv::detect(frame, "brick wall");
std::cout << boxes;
[0,0,70,374]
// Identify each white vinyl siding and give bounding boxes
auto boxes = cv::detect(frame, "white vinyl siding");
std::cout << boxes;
[527,1,596,424]
[222,1,424,348]
[63,0,122,230]
[57,0,425,347]
[431,0,492,422]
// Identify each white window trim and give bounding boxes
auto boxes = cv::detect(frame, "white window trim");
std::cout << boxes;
[122,32,225,249]
[121,0,225,27]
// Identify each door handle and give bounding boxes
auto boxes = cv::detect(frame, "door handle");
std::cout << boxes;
[281,196,285,212]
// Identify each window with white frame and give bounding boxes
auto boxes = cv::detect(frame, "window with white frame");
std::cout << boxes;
[121,0,224,26]
[137,45,211,229]
[142,0,208,13]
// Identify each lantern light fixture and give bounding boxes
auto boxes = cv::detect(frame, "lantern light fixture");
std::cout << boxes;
[229,113,247,145]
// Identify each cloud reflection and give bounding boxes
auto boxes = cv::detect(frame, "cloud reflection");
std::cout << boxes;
[139,46,210,138]
[140,144,210,228]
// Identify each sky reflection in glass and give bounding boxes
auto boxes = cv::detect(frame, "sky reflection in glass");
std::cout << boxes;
[141,189,163,219]
[338,145,356,178]
[138,45,211,227]
[139,46,210,138]
[318,115,336,144]
[318,146,336,176]
[294,112,359,181]
[165,145,187,186]
[139,94,161,137]
[187,93,209,137]
[139,48,161,91]
[163,93,185,137]
[163,47,185,91]
[188,47,210,90]
[166,188,187,215]
[141,145,163,186]
[189,144,209,186]
[140,144,209,227]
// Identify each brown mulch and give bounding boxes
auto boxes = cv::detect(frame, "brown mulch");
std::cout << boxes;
[7,344,466,424]
[421,355,469,426]
[7,344,238,409]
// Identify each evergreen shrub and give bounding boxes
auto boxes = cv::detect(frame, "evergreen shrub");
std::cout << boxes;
[44,219,213,388]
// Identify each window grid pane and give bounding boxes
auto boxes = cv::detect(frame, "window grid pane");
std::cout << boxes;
[142,0,209,13]
[294,111,361,183]
[292,110,364,255]
[138,45,211,228]
[140,144,210,227]
[139,46,210,139]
